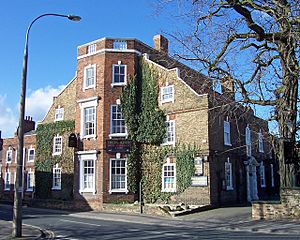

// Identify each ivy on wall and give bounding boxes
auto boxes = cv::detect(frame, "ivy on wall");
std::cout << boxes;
[141,144,199,203]
[121,58,199,202]
[35,120,75,200]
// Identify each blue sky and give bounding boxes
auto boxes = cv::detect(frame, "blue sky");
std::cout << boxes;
[0,0,177,138]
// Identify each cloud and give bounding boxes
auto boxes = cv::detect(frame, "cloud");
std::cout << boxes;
[0,85,65,138]
[0,95,18,138]
[25,85,65,122]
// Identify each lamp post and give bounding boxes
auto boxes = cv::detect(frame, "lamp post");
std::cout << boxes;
[13,13,81,238]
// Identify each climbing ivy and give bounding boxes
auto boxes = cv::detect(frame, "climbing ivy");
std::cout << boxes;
[35,120,75,200]
[141,144,199,203]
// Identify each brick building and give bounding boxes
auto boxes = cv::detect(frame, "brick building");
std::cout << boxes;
[0,34,279,209]
[0,117,36,201]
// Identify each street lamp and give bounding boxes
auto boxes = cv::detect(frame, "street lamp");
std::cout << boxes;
[13,13,81,238]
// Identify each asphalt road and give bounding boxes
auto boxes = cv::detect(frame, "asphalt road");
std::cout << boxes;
[1,204,300,239]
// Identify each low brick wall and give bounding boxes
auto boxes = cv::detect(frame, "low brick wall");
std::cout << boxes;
[252,188,300,219]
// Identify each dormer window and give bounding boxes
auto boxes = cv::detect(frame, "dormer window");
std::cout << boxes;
[87,44,96,54]
[55,106,64,121]
[161,85,174,103]
[113,40,127,50]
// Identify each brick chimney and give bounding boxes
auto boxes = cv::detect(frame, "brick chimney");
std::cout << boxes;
[221,77,235,101]
[24,116,35,134]
[153,34,168,54]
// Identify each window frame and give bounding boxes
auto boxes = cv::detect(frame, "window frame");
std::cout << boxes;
[4,171,11,191]
[110,105,127,138]
[6,148,13,164]
[162,162,176,192]
[260,162,266,188]
[52,164,62,190]
[87,43,97,54]
[109,158,128,193]
[270,164,275,187]
[258,129,264,153]
[54,106,64,122]
[160,85,174,104]
[113,40,127,50]
[162,120,176,146]
[28,147,35,162]
[79,158,96,193]
[53,136,63,156]
[224,119,231,146]
[245,125,251,157]
[112,64,127,87]
[225,158,233,190]
[83,64,96,90]
[26,170,34,191]
[79,99,98,139]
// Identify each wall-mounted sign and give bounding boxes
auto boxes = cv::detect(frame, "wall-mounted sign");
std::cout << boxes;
[106,139,132,153]
[191,176,208,186]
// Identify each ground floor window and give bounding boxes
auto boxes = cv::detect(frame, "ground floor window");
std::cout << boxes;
[52,164,61,190]
[225,158,233,190]
[79,153,96,194]
[26,171,34,191]
[110,158,127,193]
[260,162,266,188]
[162,163,176,192]
[4,172,11,190]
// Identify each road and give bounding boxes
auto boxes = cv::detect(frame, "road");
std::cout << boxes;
[1,204,300,239]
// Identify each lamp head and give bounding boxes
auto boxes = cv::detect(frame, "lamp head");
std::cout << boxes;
[67,15,81,22]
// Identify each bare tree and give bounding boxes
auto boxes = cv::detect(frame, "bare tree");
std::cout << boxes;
[157,0,300,188]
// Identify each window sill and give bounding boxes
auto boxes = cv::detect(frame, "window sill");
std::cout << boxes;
[261,185,266,188]
[161,189,176,193]
[52,187,61,191]
[224,143,232,146]
[52,153,62,156]
[161,99,174,104]
[161,142,175,147]
[81,135,96,140]
[111,83,126,87]
[109,133,128,138]
[26,189,33,192]
[54,119,64,122]
[28,160,34,163]
[109,189,128,194]
[226,187,234,191]
[83,86,96,91]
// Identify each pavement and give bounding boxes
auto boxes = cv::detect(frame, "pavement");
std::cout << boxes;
[1,205,300,238]
[0,220,44,239]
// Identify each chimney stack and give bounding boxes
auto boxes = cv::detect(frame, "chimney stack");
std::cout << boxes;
[153,34,168,54]
[221,76,235,101]
[23,116,35,134]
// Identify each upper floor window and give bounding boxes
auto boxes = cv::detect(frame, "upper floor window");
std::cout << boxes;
[4,171,11,190]
[110,158,127,193]
[258,129,264,153]
[26,170,34,191]
[55,106,64,121]
[87,43,96,54]
[110,105,127,137]
[224,117,231,146]
[225,158,233,190]
[163,120,175,146]
[53,136,62,155]
[28,147,35,162]
[52,164,62,190]
[260,162,266,188]
[245,125,251,157]
[6,148,12,163]
[84,64,96,89]
[162,162,176,192]
[161,85,174,104]
[79,99,97,139]
[112,64,127,86]
[270,164,275,187]
[113,40,127,50]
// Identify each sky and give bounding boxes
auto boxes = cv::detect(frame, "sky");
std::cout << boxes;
[0,0,177,138]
